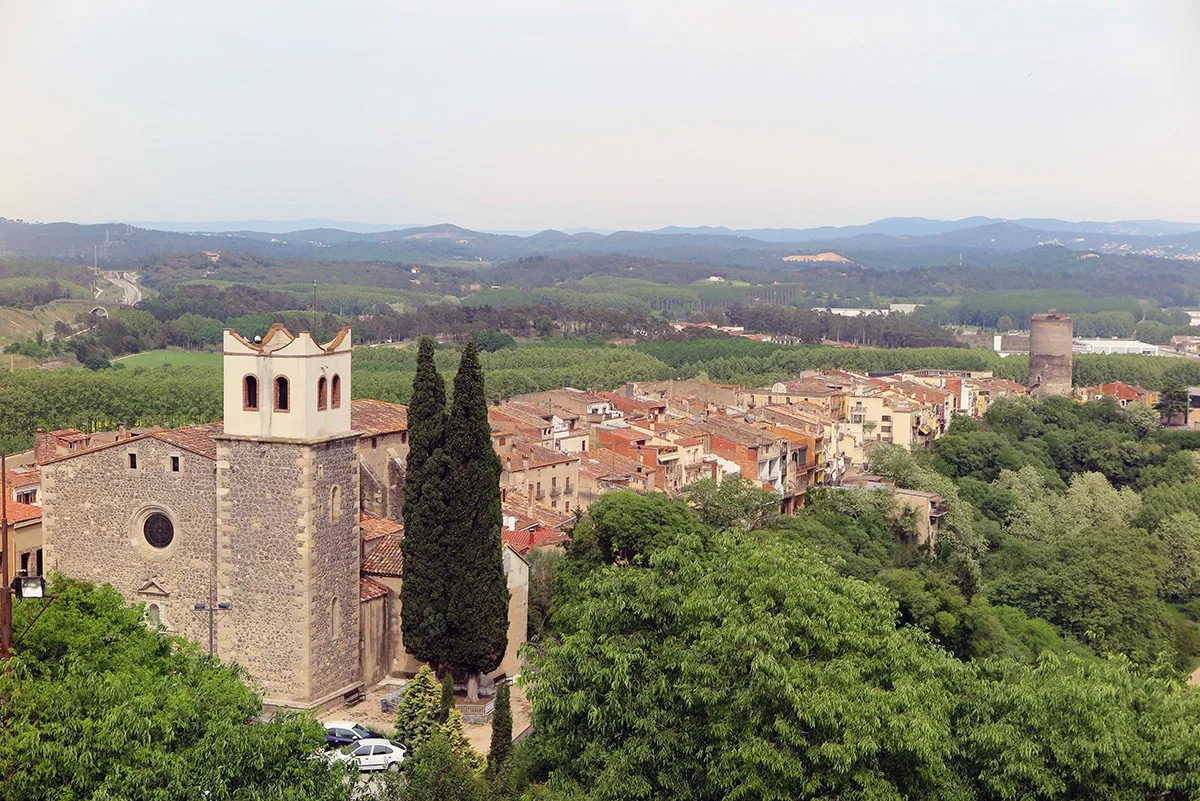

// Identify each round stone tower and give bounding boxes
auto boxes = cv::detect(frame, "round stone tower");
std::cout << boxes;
[1028,309,1073,398]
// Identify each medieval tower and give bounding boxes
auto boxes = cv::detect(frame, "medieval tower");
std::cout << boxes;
[215,325,361,705]
[1028,310,1073,399]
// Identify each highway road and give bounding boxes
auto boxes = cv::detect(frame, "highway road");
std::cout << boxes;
[98,271,143,305]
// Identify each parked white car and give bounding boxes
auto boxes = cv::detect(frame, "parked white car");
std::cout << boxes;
[335,738,408,772]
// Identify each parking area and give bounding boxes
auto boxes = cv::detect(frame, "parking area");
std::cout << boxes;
[317,680,532,756]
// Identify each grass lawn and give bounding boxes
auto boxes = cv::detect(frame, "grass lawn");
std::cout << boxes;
[118,348,222,368]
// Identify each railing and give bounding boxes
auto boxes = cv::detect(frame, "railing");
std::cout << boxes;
[549,485,561,498]
[459,698,496,724]
[534,489,545,500]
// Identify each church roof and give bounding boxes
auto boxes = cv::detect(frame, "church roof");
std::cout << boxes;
[351,399,408,437]
[361,534,404,577]
[41,422,225,464]
[360,513,402,542]
[153,422,224,459]
[359,576,390,602]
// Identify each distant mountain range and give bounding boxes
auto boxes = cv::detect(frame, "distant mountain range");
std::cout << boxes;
[2,216,1198,269]
[655,217,1200,241]
[124,216,1200,240]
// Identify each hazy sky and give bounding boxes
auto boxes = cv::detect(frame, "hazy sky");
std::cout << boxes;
[3,0,1199,230]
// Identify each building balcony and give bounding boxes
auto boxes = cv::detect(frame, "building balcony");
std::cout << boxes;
[549,485,561,498]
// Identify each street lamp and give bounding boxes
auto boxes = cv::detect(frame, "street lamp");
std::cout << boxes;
[11,571,45,599]
[191,599,232,655]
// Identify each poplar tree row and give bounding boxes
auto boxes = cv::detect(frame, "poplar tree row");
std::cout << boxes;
[401,337,509,699]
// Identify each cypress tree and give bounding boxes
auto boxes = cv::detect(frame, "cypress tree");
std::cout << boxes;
[439,669,455,723]
[443,340,509,697]
[401,337,451,667]
[486,680,512,778]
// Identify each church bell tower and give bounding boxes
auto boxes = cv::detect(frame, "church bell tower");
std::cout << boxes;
[214,326,362,706]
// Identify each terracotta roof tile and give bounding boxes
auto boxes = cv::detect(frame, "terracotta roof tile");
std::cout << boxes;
[3,501,41,524]
[361,534,404,577]
[4,467,40,489]
[502,525,572,557]
[501,440,577,470]
[360,513,403,542]
[351,399,409,437]
[359,575,390,602]
[153,422,223,460]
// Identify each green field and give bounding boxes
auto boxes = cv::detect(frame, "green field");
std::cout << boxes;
[0,299,99,343]
[118,349,222,368]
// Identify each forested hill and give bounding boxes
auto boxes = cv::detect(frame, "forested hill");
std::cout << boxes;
[3,216,1199,268]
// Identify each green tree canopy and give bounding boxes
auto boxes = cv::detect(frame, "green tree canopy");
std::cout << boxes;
[0,577,347,801]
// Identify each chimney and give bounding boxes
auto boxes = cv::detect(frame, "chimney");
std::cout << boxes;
[118,422,128,440]
[34,428,55,465]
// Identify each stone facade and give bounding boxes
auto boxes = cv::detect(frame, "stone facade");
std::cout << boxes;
[355,431,407,522]
[1029,311,1074,399]
[39,326,530,709]
[42,438,217,649]
[215,433,361,705]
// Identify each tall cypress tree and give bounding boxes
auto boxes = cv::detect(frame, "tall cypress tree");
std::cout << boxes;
[486,680,513,779]
[401,337,452,666]
[443,340,509,697]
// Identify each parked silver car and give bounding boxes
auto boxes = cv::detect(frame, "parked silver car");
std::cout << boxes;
[334,738,408,772]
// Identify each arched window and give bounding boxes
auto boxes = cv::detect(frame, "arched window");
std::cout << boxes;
[330,484,342,524]
[317,376,328,411]
[330,597,341,639]
[274,376,290,412]
[331,374,342,409]
[146,603,161,627]
[243,375,259,411]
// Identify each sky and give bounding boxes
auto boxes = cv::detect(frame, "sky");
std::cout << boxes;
[2,0,1199,231]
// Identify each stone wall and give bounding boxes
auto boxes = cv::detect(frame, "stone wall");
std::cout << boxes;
[216,437,309,702]
[215,434,362,706]
[304,436,363,700]
[41,439,217,649]
[1029,312,1074,399]
[355,431,407,522]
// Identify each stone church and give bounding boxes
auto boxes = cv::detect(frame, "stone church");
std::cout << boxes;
[40,326,528,708]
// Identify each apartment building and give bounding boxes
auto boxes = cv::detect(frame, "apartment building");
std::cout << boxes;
[493,437,581,515]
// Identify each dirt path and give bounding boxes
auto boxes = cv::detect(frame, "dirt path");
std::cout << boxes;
[1190,665,1200,687]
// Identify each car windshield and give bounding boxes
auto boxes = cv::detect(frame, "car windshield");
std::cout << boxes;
[351,725,373,738]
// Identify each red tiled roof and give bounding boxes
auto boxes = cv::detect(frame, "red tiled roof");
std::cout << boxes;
[351,399,409,437]
[359,576,390,602]
[4,468,40,489]
[3,501,41,524]
[153,422,223,460]
[598,392,665,413]
[360,513,403,542]
[501,440,577,471]
[49,429,88,442]
[501,489,575,529]
[361,534,404,577]
[502,525,572,557]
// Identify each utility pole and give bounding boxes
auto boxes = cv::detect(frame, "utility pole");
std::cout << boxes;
[1,452,12,660]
